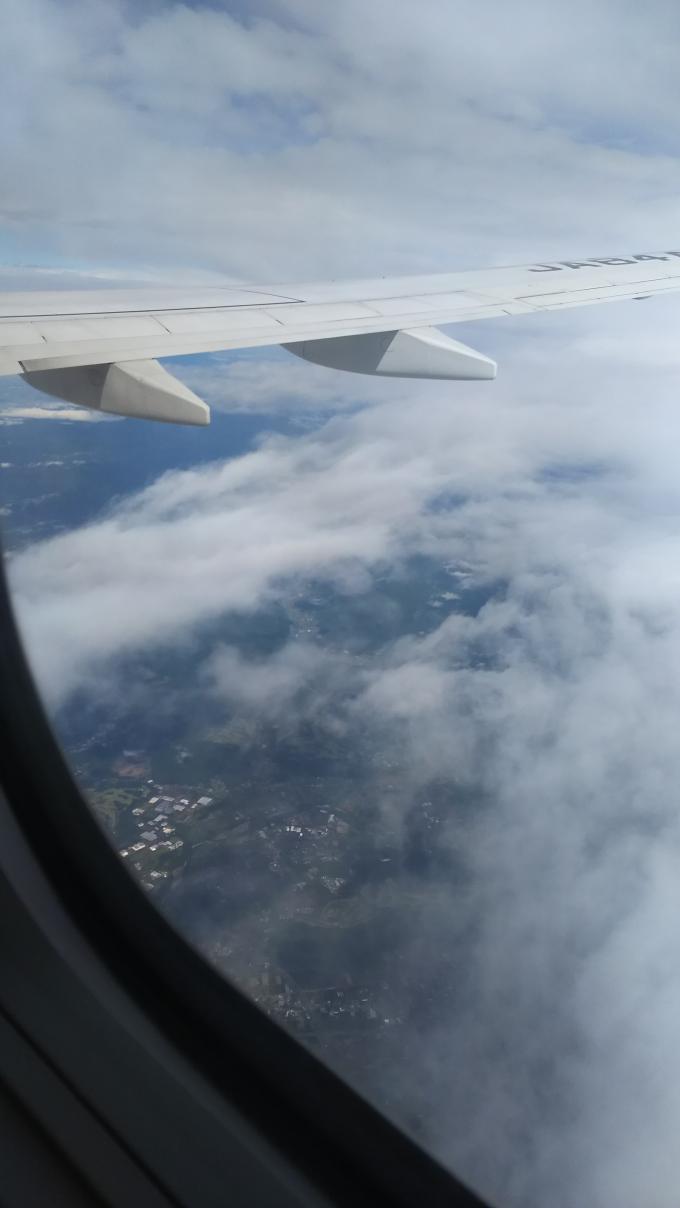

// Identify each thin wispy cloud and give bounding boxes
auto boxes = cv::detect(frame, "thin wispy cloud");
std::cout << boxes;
[1,405,108,422]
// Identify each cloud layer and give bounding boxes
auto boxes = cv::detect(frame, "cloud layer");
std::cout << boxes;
[3,0,680,277]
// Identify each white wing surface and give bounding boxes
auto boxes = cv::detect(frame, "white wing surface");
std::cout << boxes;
[2,249,679,425]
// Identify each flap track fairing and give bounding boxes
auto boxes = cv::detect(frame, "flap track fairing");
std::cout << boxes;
[21,359,210,426]
[284,326,497,381]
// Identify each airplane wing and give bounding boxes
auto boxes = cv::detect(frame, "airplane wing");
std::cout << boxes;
[2,249,679,425]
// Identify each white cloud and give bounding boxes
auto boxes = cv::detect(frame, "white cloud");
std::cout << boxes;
[0,405,107,421]
[174,348,403,415]
[204,641,350,720]
[339,568,680,1204]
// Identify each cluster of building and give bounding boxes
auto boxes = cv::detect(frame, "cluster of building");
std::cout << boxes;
[118,782,214,879]
[239,965,396,1036]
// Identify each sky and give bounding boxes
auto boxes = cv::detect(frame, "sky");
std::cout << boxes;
[4,2,680,1206]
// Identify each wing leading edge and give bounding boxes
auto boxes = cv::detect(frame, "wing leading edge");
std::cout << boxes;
[1,249,679,424]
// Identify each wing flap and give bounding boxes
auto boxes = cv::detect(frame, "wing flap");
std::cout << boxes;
[158,308,285,335]
[516,275,680,311]
[0,322,45,347]
[33,315,169,342]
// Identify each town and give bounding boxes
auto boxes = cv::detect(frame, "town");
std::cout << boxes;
[85,757,423,1051]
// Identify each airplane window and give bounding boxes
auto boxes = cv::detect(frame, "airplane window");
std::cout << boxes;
[5,5,680,1208]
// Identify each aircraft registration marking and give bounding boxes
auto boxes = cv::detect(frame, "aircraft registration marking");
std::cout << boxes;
[529,252,680,272]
